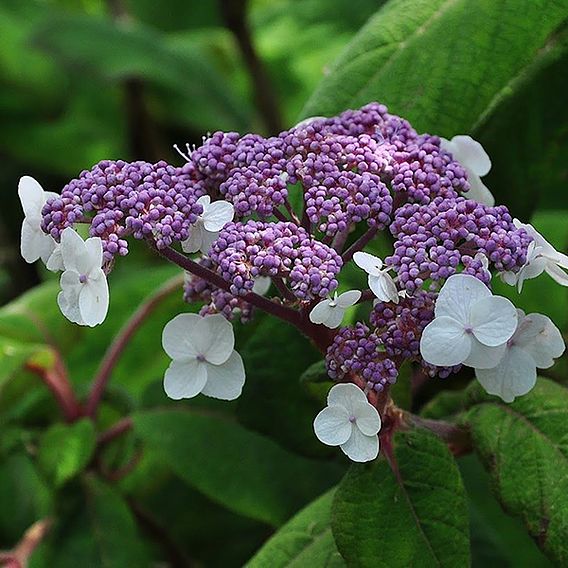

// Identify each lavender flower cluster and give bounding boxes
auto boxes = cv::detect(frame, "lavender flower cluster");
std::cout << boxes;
[40,102,533,392]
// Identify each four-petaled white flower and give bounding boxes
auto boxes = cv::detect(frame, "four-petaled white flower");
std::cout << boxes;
[501,219,568,291]
[440,135,494,206]
[353,252,399,304]
[182,196,234,255]
[18,176,62,269]
[162,313,245,401]
[309,290,361,328]
[314,383,381,462]
[57,228,109,327]
[476,310,565,402]
[420,274,518,369]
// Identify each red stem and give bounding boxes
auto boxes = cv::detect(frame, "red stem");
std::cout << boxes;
[97,417,133,447]
[85,274,184,418]
[342,226,378,263]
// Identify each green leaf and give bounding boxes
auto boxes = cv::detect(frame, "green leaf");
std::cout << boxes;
[37,419,96,487]
[246,489,345,567]
[332,428,470,567]
[133,409,344,526]
[301,0,568,136]
[0,336,53,388]
[464,378,568,565]
[0,452,53,544]
[32,13,250,132]
[43,476,147,567]
[459,454,552,567]
[237,317,328,456]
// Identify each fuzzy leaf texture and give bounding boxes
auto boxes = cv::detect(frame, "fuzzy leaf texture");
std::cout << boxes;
[332,428,470,567]
[133,410,344,526]
[301,0,568,136]
[464,378,568,565]
[246,489,345,567]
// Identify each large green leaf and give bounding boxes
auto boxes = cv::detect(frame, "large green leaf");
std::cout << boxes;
[37,419,96,487]
[40,476,147,567]
[32,13,250,132]
[133,409,343,527]
[459,454,552,567]
[332,428,470,567]
[246,489,344,567]
[301,0,568,136]
[464,378,568,565]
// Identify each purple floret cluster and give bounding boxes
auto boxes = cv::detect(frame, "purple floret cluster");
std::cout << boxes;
[41,160,203,263]
[43,101,534,390]
[326,323,398,393]
[209,220,342,300]
[388,196,532,293]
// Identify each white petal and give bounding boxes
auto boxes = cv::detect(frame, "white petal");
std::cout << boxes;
[514,313,565,368]
[352,402,381,436]
[340,428,379,462]
[196,314,235,364]
[369,273,399,304]
[21,220,56,264]
[451,135,492,176]
[199,229,219,255]
[57,285,84,325]
[322,307,346,329]
[18,176,46,219]
[336,289,362,308]
[78,272,109,327]
[201,351,246,400]
[470,296,517,346]
[545,263,568,287]
[309,300,334,325]
[294,116,327,129]
[202,200,234,232]
[327,383,368,415]
[313,405,352,446]
[435,274,490,325]
[164,359,208,400]
[60,228,90,274]
[84,237,104,271]
[475,347,537,403]
[463,338,506,369]
[162,313,202,360]
[420,316,471,366]
[252,276,271,296]
[181,223,204,254]
[439,137,457,155]
[46,244,64,271]
[353,251,382,276]
[196,195,211,208]
[465,172,495,206]
[501,271,518,286]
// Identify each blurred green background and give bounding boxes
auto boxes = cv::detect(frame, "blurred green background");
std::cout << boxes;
[1,0,568,566]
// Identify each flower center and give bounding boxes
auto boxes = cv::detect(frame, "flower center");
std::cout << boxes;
[348,415,356,424]
[196,354,206,362]
[79,274,88,284]
[464,326,474,334]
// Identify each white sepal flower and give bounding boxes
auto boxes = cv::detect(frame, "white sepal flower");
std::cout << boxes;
[252,276,271,296]
[182,196,234,255]
[440,135,495,206]
[353,252,399,304]
[313,383,381,462]
[162,313,245,401]
[501,220,568,291]
[57,228,109,327]
[476,310,565,402]
[309,290,361,329]
[420,274,517,369]
[18,176,60,267]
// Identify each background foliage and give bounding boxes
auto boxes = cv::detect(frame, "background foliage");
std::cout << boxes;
[1,0,567,566]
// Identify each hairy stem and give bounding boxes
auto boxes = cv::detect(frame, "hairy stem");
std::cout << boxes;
[404,413,472,456]
[0,518,53,568]
[97,417,134,447]
[85,274,184,418]
[26,358,81,422]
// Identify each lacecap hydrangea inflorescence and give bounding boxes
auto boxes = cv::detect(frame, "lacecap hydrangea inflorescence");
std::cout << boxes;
[20,102,567,462]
